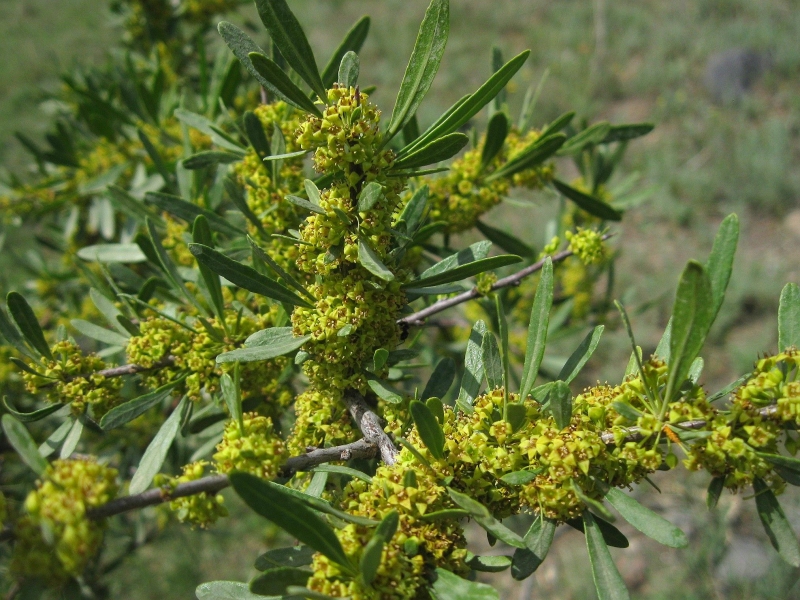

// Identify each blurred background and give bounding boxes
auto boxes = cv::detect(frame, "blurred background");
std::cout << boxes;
[1,0,799,597]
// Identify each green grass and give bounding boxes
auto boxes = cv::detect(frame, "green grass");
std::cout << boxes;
[2,0,800,598]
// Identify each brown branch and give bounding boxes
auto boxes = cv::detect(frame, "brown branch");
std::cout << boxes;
[343,390,399,465]
[86,439,378,520]
[396,236,613,327]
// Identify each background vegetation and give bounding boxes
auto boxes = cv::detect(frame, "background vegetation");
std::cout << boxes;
[1,0,799,597]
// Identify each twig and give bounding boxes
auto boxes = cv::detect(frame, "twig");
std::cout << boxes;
[397,236,613,327]
[344,390,399,465]
[86,439,378,520]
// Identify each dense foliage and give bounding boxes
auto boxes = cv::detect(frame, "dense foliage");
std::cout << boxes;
[1,1,799,599]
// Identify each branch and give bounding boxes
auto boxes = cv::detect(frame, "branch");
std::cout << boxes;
[397,236,613,327]
[91,357,176,379]
[86,439,378,520]
[343,390,399,465]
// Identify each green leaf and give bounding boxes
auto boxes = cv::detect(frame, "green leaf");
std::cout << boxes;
[366,376,403,404]
[557,325,604,384]
[100,380,181,430]
[511,516,556,580]
[147,219,205,314]
[71,319,129,347]
[707,477,724,510]
[506,403,528,432]
[754,478,800,566]
[467,554,512,572]
[196,581,268,600]
[183,151,243,170]
[551,179,622,221]
[654,318,672,363]
[243,111,271,160]
[192,216,226,322]
[2,414,48,474]
[410,400,444,459]
[549,380,572,430]
[3,397,65,423]
[360,511,398,584]
[0,306,38,360]
[220,373,242,430]
[758,452,800,478]
[418,509,469,522]
[229,472,354,572]
[321,16,371,88]
[77,243,148,263]
[312,464,373,484]
[146,192,245,237]
[665,260,714,403]
[500,470,541,485]
[558,122,611,155]
[583,512,630,600]
[248,236,315,302]
[430,568,500,600]
[90,289,133,338]
[248,52,324,116]
[421,241,491,277]
[387,0,450,139]
[481,332,503,390]
[779,282,800,350]
[217,331,311,364]
[484,134,565,183]
[358,182,382,212]
[255,546,315,571]
[253,0,326,99]
[337,51,359,88]
[601,123,654,143]
[540,111,576,138]
[407,255,521,290]
[402,50,530,155]
[397,185,429,233]
[605,488,688,548]
[129,396,188,494]
[446,488,525,548]
[458,320,487,411]
[189,243,313,308]
[705,214,739,323]
[480,112,509,170]
[286,194,327,215]
[7,292,51,359]
[519,258,553,401]
[425,397,445,424]
[572,482,615,522]
[357,237,395,282]
[269,481,378,527]
[475,220,534,258]
[249,567,310,596]
[422,357,456,400]
[392,133,468,171]
[174,107,244,153]
[59,417,83,459]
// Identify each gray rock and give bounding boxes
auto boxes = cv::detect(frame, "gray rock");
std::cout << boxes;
[704,48,773,104]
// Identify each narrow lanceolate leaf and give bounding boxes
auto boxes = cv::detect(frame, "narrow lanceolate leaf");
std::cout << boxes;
[420,241,491,278]
[358,182,382,212]
[601,123,655,143]
[410,400,445,459]
[360,512,398,584]
[430,568,500,600]
[217,333,311,364]
[552,179,622,221]
[129,396,188,494]
[540,111,576,138]
[475,220,534,258]
[147,219,204,314]
[446,488,525,548]
[511,517,556,580]
[253,0,327,100]
[321,16,371,88]
[248,52,323,116]
[247,236,315,302]
[665,260,714,403]
[2,414,48,475]
[286,194,326,214]
[367,376,403,404]
[484,134,565,183]
[357,237,395,282]
[255,545,315,571]
[71,319,129,347]
[7,292,51,359]
[392,133,468,171]
[458,320,487,411]
[705,213,739,322]
[229,472,354,572]
[249,567,311,596]
[173,108,244,153]
[480,111,509,170]
[338,51,359,88]
[76,243,148,263]
[519,258,553,401]
[401,50,530,156]
[146,192,245,237]
[422,357,456,400]
[557,122,611,155]
[243,111,271,160]
[481,332,503,390]
[467,555,512,573]
[100,380,181,430]
[189,243,313,308]
[193,216,226,322]
[753,478,800,567]
[0,306,38,360]
[558,325,604,384]
[59,418,83,459]
[584,512,630,600]
[220,373,241,430]
[196,581,263,600]
[406,255,521,290]
[3,397,65,423]
[386,0,450,139]
[779,282,800,351]
[654,318,672,362]
[707,477,724,510]
[549,380,572,430]
[90,289,131,337]
[605,488,688,548]
[183,151,243,170]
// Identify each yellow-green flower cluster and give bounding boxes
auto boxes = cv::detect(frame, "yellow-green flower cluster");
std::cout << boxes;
[11,459,118,585]
[734,348,800,425]
[566,227,607,266]
[213,413,287,479]
[157,461,228,528]
[23,340,123,417]
[288,389,358,455]
[181,0,239,23]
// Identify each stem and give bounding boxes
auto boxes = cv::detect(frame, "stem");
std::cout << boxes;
[343,390,399,465]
